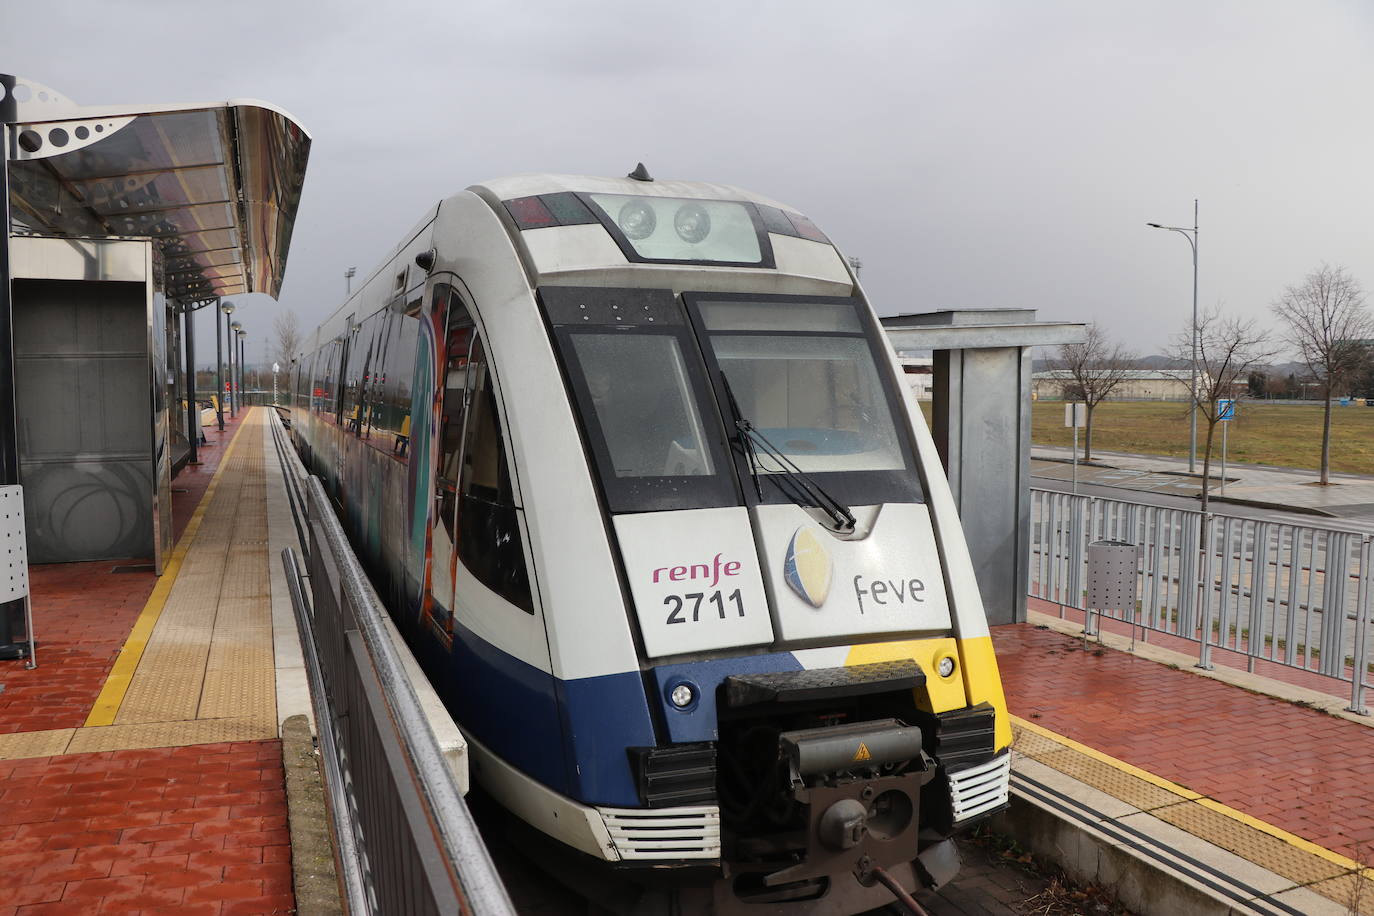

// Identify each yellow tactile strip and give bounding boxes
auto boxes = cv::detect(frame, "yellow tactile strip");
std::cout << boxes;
[1013,716,1374,912]
[1151,801,1348,886]
[0,408,279,761]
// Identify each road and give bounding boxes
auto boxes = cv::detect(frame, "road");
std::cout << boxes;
[1032,458,1374,534]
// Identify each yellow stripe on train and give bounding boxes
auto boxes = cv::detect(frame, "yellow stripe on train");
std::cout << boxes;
[844,636,1012,752]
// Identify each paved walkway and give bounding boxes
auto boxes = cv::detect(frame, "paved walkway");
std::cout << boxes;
[0,409,303,915]
[999,611,1374,914]
[1033,445,1374,521]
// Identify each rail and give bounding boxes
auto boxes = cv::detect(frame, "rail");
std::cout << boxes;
[273,415,514,915]
[1028,487,1373,715]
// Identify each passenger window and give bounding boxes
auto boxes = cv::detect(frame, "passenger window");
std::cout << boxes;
[315,341,340,416]
[341,316,382,435]
[382,312,420,457]
[456,334,534,614]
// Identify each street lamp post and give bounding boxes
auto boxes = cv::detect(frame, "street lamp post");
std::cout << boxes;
[1146,199,1200,474]
[230,320,242,414]
[237,329,247,408]
[217,301,232,428]
[345,266,356,295]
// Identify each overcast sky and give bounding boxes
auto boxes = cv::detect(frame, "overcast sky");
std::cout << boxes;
[5,0,1373,366]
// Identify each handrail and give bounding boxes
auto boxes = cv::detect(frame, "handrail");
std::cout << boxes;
[304,474,515,912]
[280,547,369,912]
[272,407,515,914]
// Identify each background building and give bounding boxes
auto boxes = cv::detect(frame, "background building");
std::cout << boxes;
[1033,369,1196,401]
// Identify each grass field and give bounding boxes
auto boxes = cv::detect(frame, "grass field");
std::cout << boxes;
[1029,400,1374,475]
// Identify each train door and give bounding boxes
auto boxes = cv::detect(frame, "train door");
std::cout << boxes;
[425,282,548,662]
[428,285,474,639]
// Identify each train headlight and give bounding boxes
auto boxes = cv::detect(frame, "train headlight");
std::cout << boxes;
[937,656,957,678]
[617,199,657,240]
[674,203,711,243]
[669,683,696,709]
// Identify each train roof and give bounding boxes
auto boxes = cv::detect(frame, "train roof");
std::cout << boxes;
[470,172,799,213]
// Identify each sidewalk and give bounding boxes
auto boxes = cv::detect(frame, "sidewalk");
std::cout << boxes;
[1032,444,1374,521]
[996,607,1374,915]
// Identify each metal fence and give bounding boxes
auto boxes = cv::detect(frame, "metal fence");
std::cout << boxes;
[1029,487,1372,715]
[273,418,514,915]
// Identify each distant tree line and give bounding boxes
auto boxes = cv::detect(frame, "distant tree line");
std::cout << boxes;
[1053,263,1373,493]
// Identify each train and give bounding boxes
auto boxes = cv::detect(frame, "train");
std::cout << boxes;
[287,169,1013,914]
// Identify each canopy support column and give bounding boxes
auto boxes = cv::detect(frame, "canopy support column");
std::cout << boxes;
[0,88,29,659]
[185,307,199,465]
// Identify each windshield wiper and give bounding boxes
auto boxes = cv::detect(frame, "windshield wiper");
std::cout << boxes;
[720,373,856,532]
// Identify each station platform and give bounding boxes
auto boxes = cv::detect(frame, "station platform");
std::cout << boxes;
[997,602,1374,915]
[0,408,306,915]
[2,407,1371,914]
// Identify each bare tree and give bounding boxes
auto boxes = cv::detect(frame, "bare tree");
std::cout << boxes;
[1271,264,1374,485]
[273,310,302,368]
[1048,323,1135,461]
[1166,308,1276,512]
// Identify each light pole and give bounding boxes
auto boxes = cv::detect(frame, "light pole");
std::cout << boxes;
[237,329,247,407]
[345,266,356,295]
[230,320,242,414]
[217,301,233,428]
[1147,199,1199,473]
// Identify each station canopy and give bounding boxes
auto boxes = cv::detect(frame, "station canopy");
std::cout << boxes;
[3,75,310,303]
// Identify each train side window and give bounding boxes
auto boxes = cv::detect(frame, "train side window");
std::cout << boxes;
[341,317,380,435]
[456,334,534,614]
[381,312,420,457]
[362,310,394,441]
[316,342,339,416]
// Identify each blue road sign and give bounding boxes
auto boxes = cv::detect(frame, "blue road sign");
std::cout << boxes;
[1217,398,1235,422]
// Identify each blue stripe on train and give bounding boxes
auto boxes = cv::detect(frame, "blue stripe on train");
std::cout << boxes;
[416,616,654,807]
[650,652,806,744]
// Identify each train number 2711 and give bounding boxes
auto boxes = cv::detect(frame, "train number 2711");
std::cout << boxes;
[664,589,745,624]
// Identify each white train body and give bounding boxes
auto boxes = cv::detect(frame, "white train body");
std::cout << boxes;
[290,172,1012,913]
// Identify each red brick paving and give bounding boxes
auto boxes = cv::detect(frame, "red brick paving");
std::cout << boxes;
[995,621,1374,859]
[0,413,245,734]
[0,740,292,914]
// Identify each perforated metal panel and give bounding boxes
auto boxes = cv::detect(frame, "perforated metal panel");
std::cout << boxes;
[0,486,30,601]
[1086,540,1136,610]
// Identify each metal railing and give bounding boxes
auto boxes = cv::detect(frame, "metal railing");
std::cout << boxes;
[274,417,514,915]
[1029,487,1373,715]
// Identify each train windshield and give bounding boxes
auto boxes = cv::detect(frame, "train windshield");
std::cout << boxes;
[541,287,738,513]
[701,304,906,473]
[542,287,921,513]
[688,294,922,508]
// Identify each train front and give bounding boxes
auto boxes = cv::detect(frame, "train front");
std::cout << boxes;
[471,175,1013,914]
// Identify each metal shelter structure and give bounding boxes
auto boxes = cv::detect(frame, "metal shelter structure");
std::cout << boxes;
[883,309,1084,626]
[1,74,310,656]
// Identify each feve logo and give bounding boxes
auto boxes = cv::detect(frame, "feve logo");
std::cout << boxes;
[784,525,832,608]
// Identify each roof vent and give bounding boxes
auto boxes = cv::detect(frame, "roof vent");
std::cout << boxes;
[627,162,653,182]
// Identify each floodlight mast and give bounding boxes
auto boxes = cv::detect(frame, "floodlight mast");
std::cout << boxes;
[1146,200,1200,474]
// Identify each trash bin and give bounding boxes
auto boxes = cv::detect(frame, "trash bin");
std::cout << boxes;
[1085,540,1139,642]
